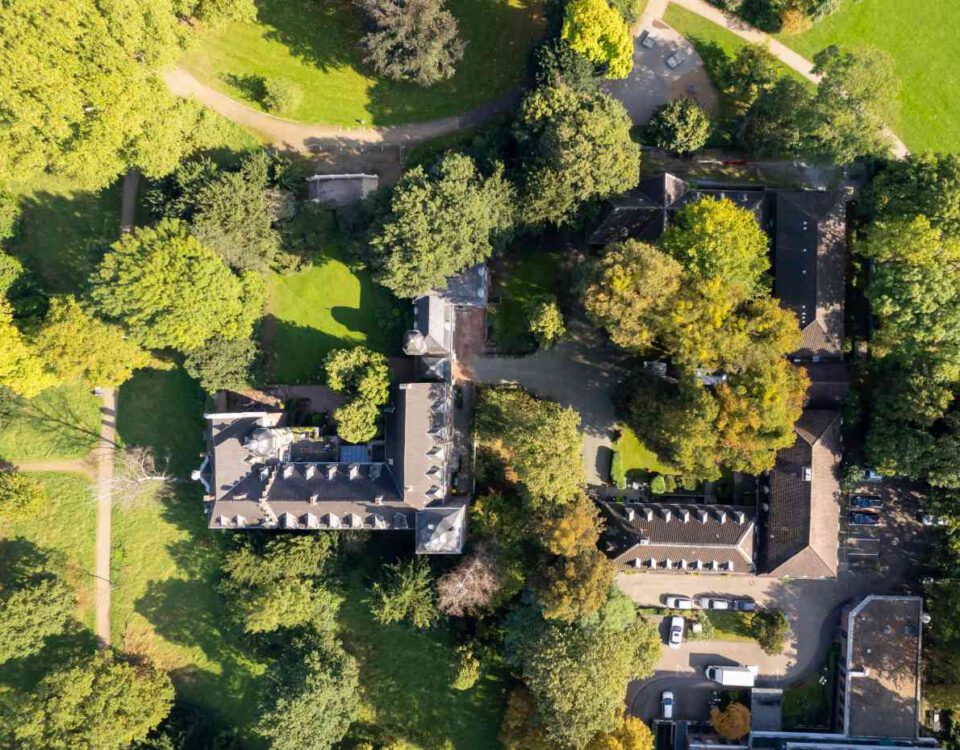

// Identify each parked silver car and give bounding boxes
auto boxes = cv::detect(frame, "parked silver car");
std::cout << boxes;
[696,597,730,610]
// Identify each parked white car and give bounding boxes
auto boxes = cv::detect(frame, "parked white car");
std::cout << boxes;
[666,50,687,69]
[665,595,694,610]
[669,616,685,648]
[661,690,675,719]
[696,597,731,610]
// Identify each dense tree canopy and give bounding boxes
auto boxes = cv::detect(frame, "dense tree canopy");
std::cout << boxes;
[724,44,780,114]
[475,387,584,507]
[34,296,159,387]
[0,0,234,189]
[711,702,751,741]
[560,0,633,79]
[357,0,465,85]
[0,575,74,665]
[256,644,361,750]
[0,298,56,397]
[739,77,813,157]
[515,85,640,227]
[13,651,174,750]
[647,97,712,155]
[371,558,439,629]
[505,593,661,749]
[0,470,46,522]
[91,219,263,352]
[184,334,261,394]
[220,535,341,635]
[324,346,391,443]
[370,153,516,297]
[660,197,770,296]
[868,153,960,238]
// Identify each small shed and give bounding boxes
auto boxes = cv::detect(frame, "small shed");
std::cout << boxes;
[306,173,379,207]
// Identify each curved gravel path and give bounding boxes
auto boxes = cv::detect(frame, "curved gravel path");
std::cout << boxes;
[164,67,521,152]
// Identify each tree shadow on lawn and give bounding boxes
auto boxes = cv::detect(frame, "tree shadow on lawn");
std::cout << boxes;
[134,577,267,723]
[117,366,207,478]
[9,182,122,296]
[259,0,361,74]
[0,384,103,459]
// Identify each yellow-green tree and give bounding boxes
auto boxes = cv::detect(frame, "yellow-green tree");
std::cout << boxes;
[0,298,56,397]
[588,715,655,750]
[34,296,160,387]
[561,0,633,79]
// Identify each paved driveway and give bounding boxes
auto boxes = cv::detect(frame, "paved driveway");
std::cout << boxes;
[604,18,718,124]
[468,319,630,485]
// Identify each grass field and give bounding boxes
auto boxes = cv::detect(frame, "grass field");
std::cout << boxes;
[265,245,405,384]
[339,572,505,749]
[0,382,102,462]
[489,249,563,353]
[613,424,677,477]
[782,0,959,153]
[181,0,544,127]
[1,472,97,627]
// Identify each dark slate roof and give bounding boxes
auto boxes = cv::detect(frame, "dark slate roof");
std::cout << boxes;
[601,501,756,573]
[404,295,454,357]
[416,504,467,554]
[803,360,850,410]
[773,190,848,358]
[394,382,453,510]
[763,409,841,578]
[435,264,488,307]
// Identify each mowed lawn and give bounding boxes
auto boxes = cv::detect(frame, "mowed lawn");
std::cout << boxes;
[782,0,960,152]
[0,382,102,461]
[614,424,677,477]
[265,247,406,383]
[489,249,563,352]
[181,0,545,126]
[0,472,97,628]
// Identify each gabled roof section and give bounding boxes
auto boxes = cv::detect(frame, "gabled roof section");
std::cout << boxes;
[435,264,488,308]
[393,382,453,510]
[416,504,467,554]
[764,409,841,578]
[774,190,848,359]
[601,501,756,573]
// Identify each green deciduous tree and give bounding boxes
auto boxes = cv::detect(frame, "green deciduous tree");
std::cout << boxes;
[91,219,262,352]
[647,97,712,155]
[14,651,174,750]
[262,77,304,114]
[256,644,360,750]
[324,346,391,443]
[0,0,233,189]
[184,334,261,394]
[724,43,780,113]
[450,644,481,690]
[0,298,57,397]
[0,190,20,241]
[809,45,900,165]
[581,240,683,352]
[34,296,159,387]
[660,197,769,296]
[371,558,439,629]
[588,715,655,750]
[516,85,640,228]
[182,0,257,25]
[505,596,660,749]
[739,77,814,157]
[357,0,465,85]
[475,387,584,507]
[0,576,74,665]
[370,153,516,297]
[561,0,633,79]
[0,470,46,521]
[538,550,615,623]
[750,609,789,654]
[528,297,566,349]
[868,153,960,239]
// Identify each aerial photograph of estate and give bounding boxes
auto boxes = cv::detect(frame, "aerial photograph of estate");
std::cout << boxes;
[2,0,960,748]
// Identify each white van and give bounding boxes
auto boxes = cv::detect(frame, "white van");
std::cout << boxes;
[705,665,758,687]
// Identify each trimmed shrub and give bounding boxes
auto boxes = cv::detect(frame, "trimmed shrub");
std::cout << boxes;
[262,78,303,115]
[650,475,667,494]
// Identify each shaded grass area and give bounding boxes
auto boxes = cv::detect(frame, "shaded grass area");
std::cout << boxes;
[181,0,544,127]
[613,424,677,478]
[1,472,97,627]
[704,610,754,642]
[489,249,563,353]
[0,382,102,461]
[114,367,268,728]
[5,175,122,295]
[265,238,406,384]
[782,0,958,152]
[783,643,838,729]
[339,571,505,750]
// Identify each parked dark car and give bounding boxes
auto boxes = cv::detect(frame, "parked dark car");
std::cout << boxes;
[732,598,757,612]
[850,495,882,509]
[849,511,882,526]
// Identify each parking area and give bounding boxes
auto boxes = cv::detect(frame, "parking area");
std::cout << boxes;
[619,477,935,724]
